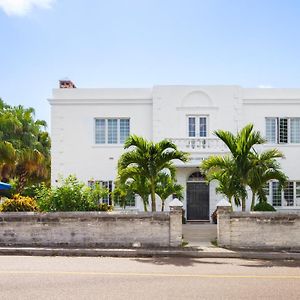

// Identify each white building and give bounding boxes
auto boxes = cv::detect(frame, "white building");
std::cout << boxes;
[49,82,300,221]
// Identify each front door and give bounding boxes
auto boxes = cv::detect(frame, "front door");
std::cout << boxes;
[187,182,209,220]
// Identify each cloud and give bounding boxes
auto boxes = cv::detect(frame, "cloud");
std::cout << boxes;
[0,0,54,16]
[257,85,273,89]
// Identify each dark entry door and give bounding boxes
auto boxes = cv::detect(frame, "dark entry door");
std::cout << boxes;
[187,182,209,220]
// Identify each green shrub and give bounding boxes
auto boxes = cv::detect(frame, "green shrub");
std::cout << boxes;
[98,203,114,212]
[253,201,276,211]
[0,194,38,212]
[35,175,111,212]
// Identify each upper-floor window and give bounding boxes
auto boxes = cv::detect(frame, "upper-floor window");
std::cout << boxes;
[266,117,300,144]
[95,118,130,144]
[188,116,207,137]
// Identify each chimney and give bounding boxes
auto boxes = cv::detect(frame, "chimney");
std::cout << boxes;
[59,78,76,89]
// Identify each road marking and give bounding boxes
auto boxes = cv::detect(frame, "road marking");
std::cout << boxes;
[0,271,299,279]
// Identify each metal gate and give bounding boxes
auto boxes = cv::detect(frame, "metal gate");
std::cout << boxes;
[187,181,209,221]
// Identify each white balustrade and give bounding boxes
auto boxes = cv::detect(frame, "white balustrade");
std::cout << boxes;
[169,137,228,152]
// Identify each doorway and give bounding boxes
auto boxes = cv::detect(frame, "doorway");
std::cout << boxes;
[186,172,209,221]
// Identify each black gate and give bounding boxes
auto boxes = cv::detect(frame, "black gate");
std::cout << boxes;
[187,182,209,220]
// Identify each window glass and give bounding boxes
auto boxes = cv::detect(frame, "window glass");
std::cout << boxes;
[272,182,282,206]
[188,117,196,137]
[283,181,294,206]
[279,118,288,143]
[107,119,118,144]
[120,119,130,143]
[296,182,300,207]
[95,119,106,144]
[199,117,207,137]
[265,118,276,143]
[291,118,300,143]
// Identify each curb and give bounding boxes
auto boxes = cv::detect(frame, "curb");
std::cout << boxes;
[0,247,300,260]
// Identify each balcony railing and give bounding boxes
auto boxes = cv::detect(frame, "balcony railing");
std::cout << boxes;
[169,137,228,152]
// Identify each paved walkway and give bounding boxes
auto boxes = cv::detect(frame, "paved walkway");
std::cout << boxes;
[182,223,217,247]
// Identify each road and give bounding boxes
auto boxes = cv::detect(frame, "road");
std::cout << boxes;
[0,256,299,299]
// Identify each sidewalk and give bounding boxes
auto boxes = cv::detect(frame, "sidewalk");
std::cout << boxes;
[0,246,299,260]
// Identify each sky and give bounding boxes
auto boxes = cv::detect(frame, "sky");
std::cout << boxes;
[1,0,300,127]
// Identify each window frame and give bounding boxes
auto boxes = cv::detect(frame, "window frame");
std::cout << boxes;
[267,181,300,208]
[94,118,130,145]
[187,115,208,138]
[265,117,300,144]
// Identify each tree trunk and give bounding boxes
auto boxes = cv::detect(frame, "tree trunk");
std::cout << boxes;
[150,179,156,212]
[161,199,165,212]
[250,191,256,211]
[16,169,28,194]
[143,198,148,212]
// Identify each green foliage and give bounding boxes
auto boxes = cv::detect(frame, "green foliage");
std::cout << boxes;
[112,181,136,209]
[118,135,189,211]
[35,175,110,212]
[0,194,38,212]
[201,124,287,211]
[156,172,183,211]
[253,201,276,212]
[98,203,114,211]
[0,98,51,192]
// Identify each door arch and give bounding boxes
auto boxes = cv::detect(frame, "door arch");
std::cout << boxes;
[186,172,209,220]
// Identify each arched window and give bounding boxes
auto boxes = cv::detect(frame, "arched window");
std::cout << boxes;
[187,172,205,182]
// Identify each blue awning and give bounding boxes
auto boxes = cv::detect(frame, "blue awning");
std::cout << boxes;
[0,182,11,190]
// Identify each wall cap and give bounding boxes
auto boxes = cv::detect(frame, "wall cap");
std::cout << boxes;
[169,198,183,208]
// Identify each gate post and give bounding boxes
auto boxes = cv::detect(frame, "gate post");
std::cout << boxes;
[169,198,183,247]
[216,199,232,247]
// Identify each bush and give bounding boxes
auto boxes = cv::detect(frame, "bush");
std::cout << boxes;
[253,201,276,211]
[98,203,114,212]
[35,175,111,212]
[0,194,38,212]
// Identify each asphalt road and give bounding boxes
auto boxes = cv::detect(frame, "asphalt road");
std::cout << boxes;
[0,256,299,300]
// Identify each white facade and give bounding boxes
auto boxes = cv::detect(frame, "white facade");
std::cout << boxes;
[49,85,300,220]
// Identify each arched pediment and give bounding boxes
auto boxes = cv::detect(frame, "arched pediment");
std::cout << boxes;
[181,90,213,107]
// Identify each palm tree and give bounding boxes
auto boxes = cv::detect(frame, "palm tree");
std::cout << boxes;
[118,135,189,212]
[114,176,150,211]
[248,149,287,210]
[213,124,265,211]
[156,173,183,211]
[201,155,245,207]
[0,100,51,192]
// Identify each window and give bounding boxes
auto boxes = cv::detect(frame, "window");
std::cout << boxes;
[270,181,300,207]
[125,193,136,207]
[95,118,130,144]
[87,180,113,205]
[272,182,282,206]
[188,116,207,137]
[265,117,300,144]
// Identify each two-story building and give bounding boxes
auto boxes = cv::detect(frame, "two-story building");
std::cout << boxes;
[49,82,300,221]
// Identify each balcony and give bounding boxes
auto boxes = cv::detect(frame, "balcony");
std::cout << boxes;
[169,137,228,153]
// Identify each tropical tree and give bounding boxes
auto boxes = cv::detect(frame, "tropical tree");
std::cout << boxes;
[201,156,245,207]
[201,124,286,211]
[118,135,189,212]
[113,176,150,211]
[156,172,183,211]
[0,99,51,192]
[248,149,287,210]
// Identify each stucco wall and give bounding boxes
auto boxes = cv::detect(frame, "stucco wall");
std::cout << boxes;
[217,207,300,249]
[0,210,182,248]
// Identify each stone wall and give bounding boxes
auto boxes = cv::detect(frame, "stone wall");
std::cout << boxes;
[0,209,182,248]
[217,206,300,250]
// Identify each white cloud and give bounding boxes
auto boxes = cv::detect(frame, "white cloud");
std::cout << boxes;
[0,0,54,16]
[257,85,273,89]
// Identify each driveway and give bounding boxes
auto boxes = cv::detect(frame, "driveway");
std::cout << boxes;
[182,223,217,247]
